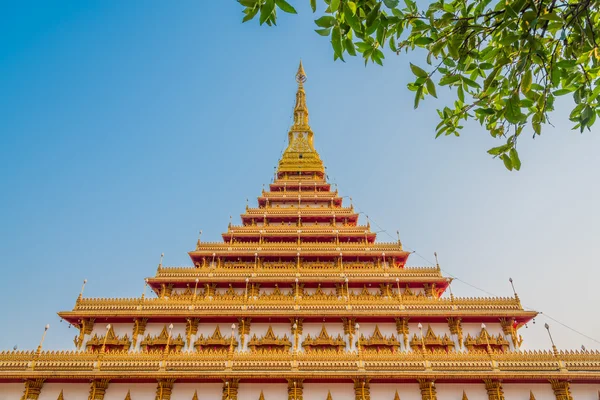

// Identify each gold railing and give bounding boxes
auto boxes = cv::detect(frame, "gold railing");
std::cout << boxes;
[157,263,439,277]
[69,292,524,313]
[1,349,599,376]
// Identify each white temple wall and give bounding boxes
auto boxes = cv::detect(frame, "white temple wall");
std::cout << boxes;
[570,383,600,398]
[303,322,345,338]
[503,383,555,399]
[436,383,488,400]
[4,382,600,399]
[371,382,420,400]
[304,383,355,399]
[141,322,187,345]
[0,383,25,400]
[170,382,222,400]
[37,383,89,400]
[105,383,156,399]
[237,383,288,400]
[462,322,503,337]
[89,322,131,340]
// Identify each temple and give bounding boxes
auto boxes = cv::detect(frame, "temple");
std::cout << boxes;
[2,62,600,400]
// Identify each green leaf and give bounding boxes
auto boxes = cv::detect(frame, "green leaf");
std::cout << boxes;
[315,28,331,36]
[462,77,481,89]
[331,26,344,60]
[274,0,297,14]
[488,144,510,156]
[329,0,340,12]
[501,154,513,171]
[414,37,434,46]
[553,88,576,96]
[442,3,455,12]
[410,63,428,78]
[426,78,437,98]
[510,148,521,171]
[259,0,275,25]
[315,16,336,28]
[384,0,400,7]
[242,6,259,22]
[505,94,524,124]
[521,70,532,93]
[457,85,465,102]
[310,0,316,12]
[347,1,357,14]
[345,38,357,56]
[238,0,257,6]
[556,60,577,69]
[539,12,561,21]
[414,86,423,109]
[355,42,371,52]
[344,3,362,32]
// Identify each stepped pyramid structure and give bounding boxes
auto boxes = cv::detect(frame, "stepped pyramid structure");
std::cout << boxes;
[2,63,600,399]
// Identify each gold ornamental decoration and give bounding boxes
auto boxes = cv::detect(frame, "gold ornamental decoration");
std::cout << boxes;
[248,325,292,352]
[85,325,131,352]
[409,325,454,352]
[194,326,238,352]
[302,325,345,352]
[140,326,184,353]
[357,325,400,352]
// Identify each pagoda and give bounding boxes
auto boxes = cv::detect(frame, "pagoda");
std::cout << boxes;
[1,62,600,400]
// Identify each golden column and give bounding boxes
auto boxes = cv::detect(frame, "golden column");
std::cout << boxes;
[88,379,110,400]
[287,378,303,400]
[155,379,175,400]
[549,379,573,400]
[353,378,371,400]
[21,378,45,400]
[418,379,437,400]
[222,379,240,400]
[484,379,504,400]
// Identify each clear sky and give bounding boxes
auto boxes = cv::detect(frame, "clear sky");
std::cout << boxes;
[1,1,598,352]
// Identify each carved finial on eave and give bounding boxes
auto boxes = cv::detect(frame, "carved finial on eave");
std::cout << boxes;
[529,390,535,400]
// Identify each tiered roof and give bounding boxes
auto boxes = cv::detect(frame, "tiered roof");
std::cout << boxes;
[3,62,599,394]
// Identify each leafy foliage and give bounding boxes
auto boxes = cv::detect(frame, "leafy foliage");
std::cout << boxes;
[238,0,600,170]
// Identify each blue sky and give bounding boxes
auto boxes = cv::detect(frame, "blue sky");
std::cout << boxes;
[1,1,598,351]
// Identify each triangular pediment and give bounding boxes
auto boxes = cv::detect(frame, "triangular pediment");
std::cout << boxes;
[264,325,277,340]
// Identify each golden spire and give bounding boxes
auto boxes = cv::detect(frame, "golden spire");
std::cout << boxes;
[277,61,325,176]
[393,390,400,400]
[57,390,64,400]
[192,390,198,400]
[293,60,309,130]
[124,390,132,400]
[462,390,468,400]
[258,390,265,400]
[326,390,333,400]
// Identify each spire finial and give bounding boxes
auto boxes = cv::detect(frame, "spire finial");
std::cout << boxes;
[292,61,309,130]
[296,60,307,84]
